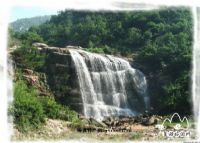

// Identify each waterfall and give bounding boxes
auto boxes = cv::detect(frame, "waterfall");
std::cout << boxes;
[69,49,149,120]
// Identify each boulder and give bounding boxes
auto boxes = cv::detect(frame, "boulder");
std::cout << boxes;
[89,118,107,128]
[77,125,106,133]
[102,117,116,127]
[23,68,34,74]
[32,42,48,48]
[141,116,157,126]
[66,45,83,49]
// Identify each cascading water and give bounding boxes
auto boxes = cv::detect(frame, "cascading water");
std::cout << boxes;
[69,49,149,120]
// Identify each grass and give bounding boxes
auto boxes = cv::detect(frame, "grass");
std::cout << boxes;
[12,130,144,141]
[129,132,144,140]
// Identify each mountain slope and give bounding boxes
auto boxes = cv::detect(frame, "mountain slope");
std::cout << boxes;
[10,15,51,32]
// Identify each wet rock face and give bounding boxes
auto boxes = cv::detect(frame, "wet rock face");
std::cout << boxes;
[34,44,84,114]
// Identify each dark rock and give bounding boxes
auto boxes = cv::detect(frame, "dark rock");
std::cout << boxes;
[42,47,83,113]
[120,117,130,123]
[81,119,90,125]
[23,68,34,74]
[141,116,157,126]
[120,117,135,126]
[69,89,81,97]
[102,120,111,127]
[111,120,119,127]
[102,117,114,127]
[89,118,107,128]
[77,125,106,133]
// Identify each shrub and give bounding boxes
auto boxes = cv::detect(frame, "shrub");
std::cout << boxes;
[10,80,82,132]
[86,47,104,54]
[86,45,115,55]
[12,45,46,72]
[39,96,80,122]
[19,31,44,45]
[10,80,45,132]
[39,97,62,119]
[38,96,83,129]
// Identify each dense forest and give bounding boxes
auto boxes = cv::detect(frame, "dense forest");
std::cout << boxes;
[9,7,193,134]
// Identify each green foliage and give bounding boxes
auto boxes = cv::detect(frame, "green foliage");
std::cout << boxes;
[161,72,191,114]
[129,132,143,140]
[39,97,62,119]
[12,45,46,71]
[86,47,104,54]
[18,32,44,45]
[10,80,45,132]
[28,7,191,56]
[7,28,21,48]
[10,79,81,132]
[137,11,192,114]
[39,96,79,122]
[86,45,116,54]
[126,27,142,47]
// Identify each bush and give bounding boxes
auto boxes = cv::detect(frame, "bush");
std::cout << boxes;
[39,97,62,119]
[10,80,82,132]
[10,80,45,132]
[12,45,46,71]
[19,31,44,45]
[39,96,80,122]
[39,96,82,129]
[86,45,115,55]
[86,47,104,54]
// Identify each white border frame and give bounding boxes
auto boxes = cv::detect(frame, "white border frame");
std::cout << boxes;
[1,0,200,142]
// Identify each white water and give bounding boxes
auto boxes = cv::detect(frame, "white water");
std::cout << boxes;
[69,49,149,120]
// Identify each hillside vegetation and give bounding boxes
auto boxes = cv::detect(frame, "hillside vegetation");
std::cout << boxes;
[10,15,51,32]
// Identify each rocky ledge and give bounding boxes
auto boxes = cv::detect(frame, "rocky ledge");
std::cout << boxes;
[76,114,162,133]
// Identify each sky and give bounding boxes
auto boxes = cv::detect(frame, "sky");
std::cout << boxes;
[8,3,160,23]
[9,6,65,22]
